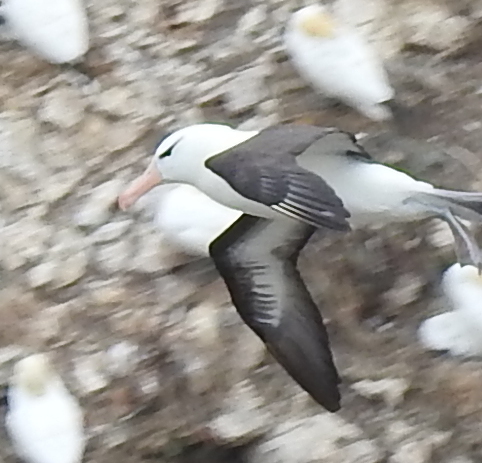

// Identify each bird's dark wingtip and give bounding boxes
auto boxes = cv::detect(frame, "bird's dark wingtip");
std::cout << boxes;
[324,401,341,413]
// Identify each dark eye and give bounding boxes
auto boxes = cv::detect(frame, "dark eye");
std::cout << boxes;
[157,135,183,159]
[158,146,174,158]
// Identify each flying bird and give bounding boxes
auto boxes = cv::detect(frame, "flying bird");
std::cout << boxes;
[419,263,482,357]
[6,354,85,463]
[284,4,395,121]
[118,123,482,410]
[0,0,89,64]
[155,184,242,257]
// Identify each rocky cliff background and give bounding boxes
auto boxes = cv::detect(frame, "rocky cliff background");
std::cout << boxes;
[1,0,482,462]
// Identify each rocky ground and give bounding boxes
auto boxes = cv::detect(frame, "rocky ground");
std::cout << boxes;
[1,0,482,462]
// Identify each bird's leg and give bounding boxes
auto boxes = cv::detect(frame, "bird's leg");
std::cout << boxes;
[436,207,482,273]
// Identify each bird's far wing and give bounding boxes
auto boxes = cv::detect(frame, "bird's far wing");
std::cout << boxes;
[205,125,351,231]
[209,214,341,411]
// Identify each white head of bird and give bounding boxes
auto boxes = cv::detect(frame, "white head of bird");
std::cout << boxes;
[118,124,257,211]
[13,354,56,397]
[442,263,482,316]
[288,4,336,38]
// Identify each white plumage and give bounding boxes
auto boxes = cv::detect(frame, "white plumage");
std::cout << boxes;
[0,0,89,63]
[418,264,482,357]
[6,354,85,463]
[155,184,242,256]
[118,124,482,267]
[147,124,434,228]
[284,4,394,121]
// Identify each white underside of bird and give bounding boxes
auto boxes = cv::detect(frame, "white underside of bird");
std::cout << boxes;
[6,355,85,463]
[418,264,482,357]
[155,184,242,256]
[0,0,89,63]
[284,4,394,121]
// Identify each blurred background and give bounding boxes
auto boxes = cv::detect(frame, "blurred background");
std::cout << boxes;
[1,0,482,462]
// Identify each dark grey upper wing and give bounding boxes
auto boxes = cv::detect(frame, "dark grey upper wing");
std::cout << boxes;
[205,125,352,231]
[209,214,341,411]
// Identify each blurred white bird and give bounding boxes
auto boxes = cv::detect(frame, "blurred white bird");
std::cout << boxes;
[284,4,394,121]
[0,0,89,64]
[6,354,85,463]
[155,184,242,257]
[418,264,482,357]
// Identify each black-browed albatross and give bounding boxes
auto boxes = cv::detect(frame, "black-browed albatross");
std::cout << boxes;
[118,123,482,410]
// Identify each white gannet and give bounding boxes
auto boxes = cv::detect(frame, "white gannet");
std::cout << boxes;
[284,4,394,121]
[116,123,482,411]
[419,264,482,357]
[6,354,85,463]
[0,0,89,64]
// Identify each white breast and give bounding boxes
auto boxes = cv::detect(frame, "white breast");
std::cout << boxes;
[2,0,89,63]
[155,185,242,256]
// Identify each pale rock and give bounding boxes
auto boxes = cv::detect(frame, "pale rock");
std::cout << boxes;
[0,115,45,182]
[176,0,222,23]
[38,86,85,129]
[179,107,205,127]
[182,355,213,394]
[102,425,130,449]
[251,414,381,463]
[389,440,432,463]
[96,240,132,274]
[105,121,145,152]
[41,168,85,203]
[257,99,280,116]
[130,2,158,28]
[400,2,471,52]
[96,87,136,118]
[47,229,89,288]
[129,229,182,273]
[386,426,452,463]
[90,220,131,244]
[0,217,52,270]
[76,179,123,228]
[383,273,424,307]
[224,67,268,116]
[31,303,70,341]
[86,279,127,305]
[451,457,474,463]
[0,171,38,211]
[334,0,402,59]
[180,301,222,394]
[209,380,268,443]
[105,341,139,377]
[237,114,279,131]
[157,274,199,308]
[101,4,125,21]
[184,301,221,351]
[74,355,109,396]
[27,261,56,288]
[38,132,83,172]
[385,421,416,446]
[427,219,454,248]
[137,370,160,397]
[351,378,410,407]
[237,6,267,37]
[171,38,199,53]
[234,325,267,375]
